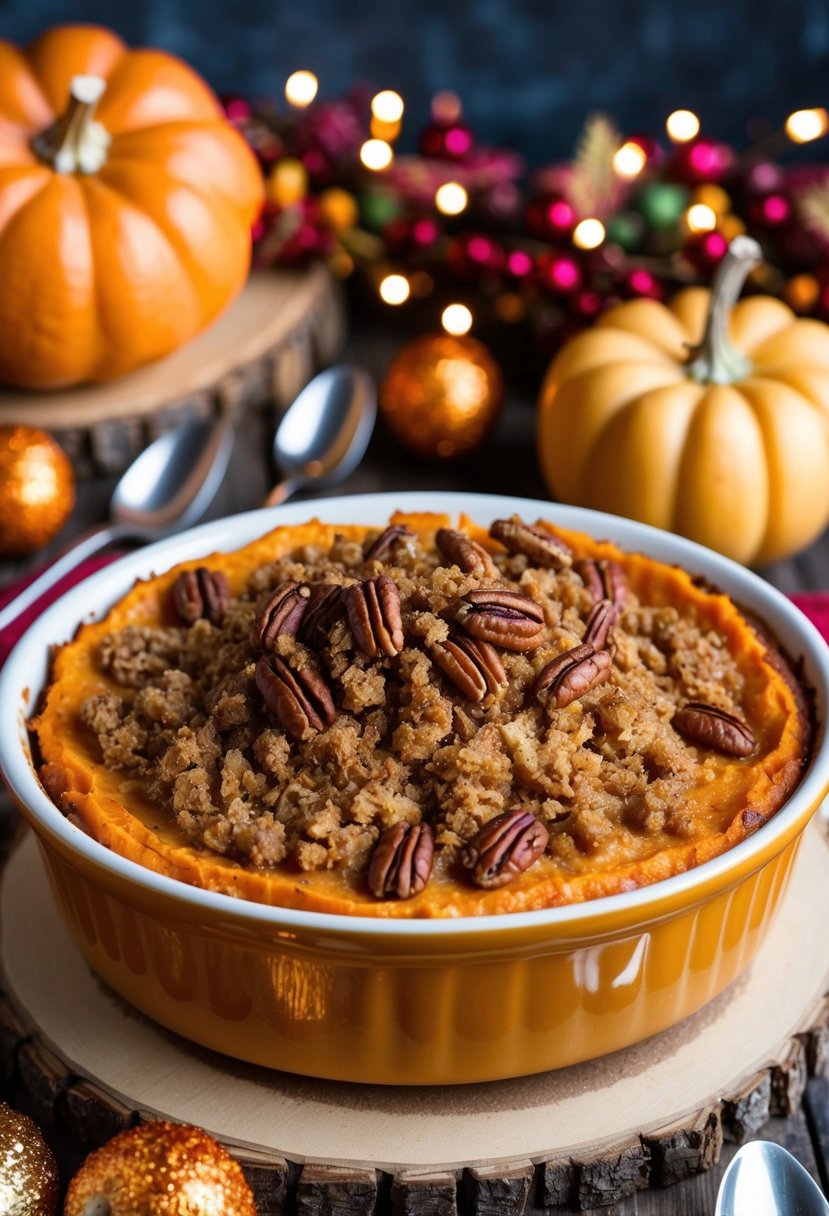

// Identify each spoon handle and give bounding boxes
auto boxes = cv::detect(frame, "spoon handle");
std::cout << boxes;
[262,479,301,508]
[0,523,129,634]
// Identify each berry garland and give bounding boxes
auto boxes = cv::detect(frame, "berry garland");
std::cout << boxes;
[225,86,829,353]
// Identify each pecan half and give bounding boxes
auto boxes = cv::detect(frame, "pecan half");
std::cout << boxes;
[172,567,230,626]
[368,822,434,899]
[583,600,618,651]
[489,518,573,570]
[364,524,416,563]
[345,574,404,658]
[462,809,549,889]
[430,636,507,702]
[255,652,336,741]
[672,702,756,757]
[435,528,498,577]
[533,643,613,708]
[250,581,311,652]
[298,583,346,647]
[574,558,629,609]
[454,588,546,651]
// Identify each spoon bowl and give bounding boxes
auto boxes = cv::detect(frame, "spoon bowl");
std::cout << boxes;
[716,1141,829,1215]
[0,417,233,632]
[112,417,233,531]
[265,366,376,506]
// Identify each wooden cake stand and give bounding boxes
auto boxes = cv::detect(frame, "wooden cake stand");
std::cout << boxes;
[0,265,346,477]
[2,824,829,1214]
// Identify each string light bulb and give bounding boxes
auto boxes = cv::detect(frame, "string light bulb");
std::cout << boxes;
[284,70,318,108]
[613,141,647,179]
[786,108,829,143]
[572,218,605,250]
[379,274,411,305]
[371,90,404,123]
[441,303,473,335]
[360,139,393,171]
[435,182,468,215]
[686,203,718,233]
[666,109,700,143]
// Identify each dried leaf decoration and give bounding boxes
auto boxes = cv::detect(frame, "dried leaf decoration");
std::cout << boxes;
[567,113,623,217]
[798,182,829,245]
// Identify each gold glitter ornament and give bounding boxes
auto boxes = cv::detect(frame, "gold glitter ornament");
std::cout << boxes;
[0,1102,58,1215]
[379,333,503,460]
[63,1121,256,1216]
[0,426,75,557]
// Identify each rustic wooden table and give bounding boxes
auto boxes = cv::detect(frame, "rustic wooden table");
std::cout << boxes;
[2,322,829,1213]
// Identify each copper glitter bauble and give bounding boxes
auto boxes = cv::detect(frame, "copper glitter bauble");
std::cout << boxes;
[0,1102,58,1215]
[0,426,75,558]
[379,334,503,460]
[63,1121,256,1216]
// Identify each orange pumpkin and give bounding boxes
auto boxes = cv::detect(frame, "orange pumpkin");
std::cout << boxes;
[538,237,829,566]
[0,25,264,389]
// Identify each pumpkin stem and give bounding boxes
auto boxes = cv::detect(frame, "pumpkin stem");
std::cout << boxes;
[685,236,762,385]
[31,74,110,175]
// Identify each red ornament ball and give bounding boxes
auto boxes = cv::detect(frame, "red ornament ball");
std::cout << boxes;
[672,138,735,184]
[380,334,503,460]
[536,251,582,295]
[383,215,442,255]
[683,230,729,274]
[524,192,577,240]
[571,289,603,319]
[220,94,254,125]
[506,249,534,279]
[747,192,792,227]
[418,120,475,160]
[448,232,506,279]
[620,267,665,300]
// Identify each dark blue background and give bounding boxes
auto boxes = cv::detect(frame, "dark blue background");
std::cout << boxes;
[3,1,828,162]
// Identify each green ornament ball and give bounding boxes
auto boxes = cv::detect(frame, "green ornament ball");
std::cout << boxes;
[605,211,646,252]
[359,189,402,233]
[634,182,690,232]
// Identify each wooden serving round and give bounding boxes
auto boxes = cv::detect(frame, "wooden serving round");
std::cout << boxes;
[0,265,346,477]
[2,823,829,1213]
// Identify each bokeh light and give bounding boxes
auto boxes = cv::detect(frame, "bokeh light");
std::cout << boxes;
[435,182,469,215]
[284,70,318,107]
[441,303,473,335]
[666,109,700,143]
[572,218,606,250]
[379,274,411,305]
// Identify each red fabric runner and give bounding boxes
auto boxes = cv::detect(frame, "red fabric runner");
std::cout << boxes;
[0,554,119,667]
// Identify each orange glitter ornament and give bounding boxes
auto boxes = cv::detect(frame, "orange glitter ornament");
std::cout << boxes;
[379,334,503,460]
[63,1120,256,1216]
[0,1102,58,1215]
[0,426,74,557]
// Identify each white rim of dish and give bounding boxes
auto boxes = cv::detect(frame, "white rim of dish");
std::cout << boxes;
[2,490,828,938]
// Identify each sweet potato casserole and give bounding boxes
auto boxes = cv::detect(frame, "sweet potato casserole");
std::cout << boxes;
[34,512,812,917]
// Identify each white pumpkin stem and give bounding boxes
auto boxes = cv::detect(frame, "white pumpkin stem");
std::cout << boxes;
[685,236,762,385]
[31,74,111,174]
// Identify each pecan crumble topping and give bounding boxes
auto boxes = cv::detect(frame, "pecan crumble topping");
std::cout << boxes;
[77,515,764,898]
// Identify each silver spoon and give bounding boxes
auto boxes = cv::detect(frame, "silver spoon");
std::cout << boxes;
[716,1141,829,1215]
[263,366,376,507]
[0,416,233,632]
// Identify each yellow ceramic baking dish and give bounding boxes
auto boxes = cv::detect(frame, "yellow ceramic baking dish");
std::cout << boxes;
[1,491,827,1085]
